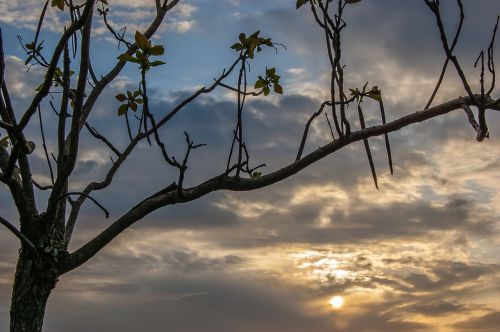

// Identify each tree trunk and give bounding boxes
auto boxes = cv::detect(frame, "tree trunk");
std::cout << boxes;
[9,248,59,332]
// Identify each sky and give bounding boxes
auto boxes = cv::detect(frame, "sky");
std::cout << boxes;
[1,0,500,331]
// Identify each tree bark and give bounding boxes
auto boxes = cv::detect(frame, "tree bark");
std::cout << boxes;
[9,248,59,332]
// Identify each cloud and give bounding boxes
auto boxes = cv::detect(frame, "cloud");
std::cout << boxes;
[453,311,500,331]
[0,1,197,37]
[1,1,500,332]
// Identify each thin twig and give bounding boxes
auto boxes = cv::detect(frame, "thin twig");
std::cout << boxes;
[38,106,55,184]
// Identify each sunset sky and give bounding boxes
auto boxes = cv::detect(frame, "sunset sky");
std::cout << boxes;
[1,1,500,331]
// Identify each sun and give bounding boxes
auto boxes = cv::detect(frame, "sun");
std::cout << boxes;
[329,296,344,309]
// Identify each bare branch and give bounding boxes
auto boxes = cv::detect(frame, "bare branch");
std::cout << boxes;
[0,215,38,255]
[61,95,482,274]
[461,103,487,141]
[84,122,121,157]
[296,101,329,161]
[18,0,94,130]
[38,106,55,185]
[58,192,109,219]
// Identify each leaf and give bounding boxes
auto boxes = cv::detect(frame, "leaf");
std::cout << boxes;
[266,67,276,77]
[51,0,64,11]
[250,30,260,38]
[274,83,283,94]
[130,102,138,112]
[252,171,262,179]
[263,86,270,96]
[231,43,243,50]
[239,33,246,44]
[118,53,139,63]
[263,38,273,47]
[149,45,165,56]
[25,55,34,66]
[296,0,309,9]
[254,78,265,89]
[115,94,127,102]
[135,50,147,63]
[135,31,149,51]
[150,60,166,67]
[117,104,128,116]
[367,91,382,102]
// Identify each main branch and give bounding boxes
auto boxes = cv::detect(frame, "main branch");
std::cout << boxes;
[61,94,482,273]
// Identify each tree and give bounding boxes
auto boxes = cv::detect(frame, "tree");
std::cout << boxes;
[0,0,498,331]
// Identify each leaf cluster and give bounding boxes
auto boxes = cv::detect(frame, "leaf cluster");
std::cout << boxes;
[115,90,143,116]
[35,67,75,93]
[118,31,165,71]
[24,41,44,66]
[230,31,274,59]
[349,85,382,102]
[254,67,283,96]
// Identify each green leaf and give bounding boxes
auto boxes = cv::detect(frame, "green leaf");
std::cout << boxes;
[296,0,309,9]
[51,0,64,11]
[231,43,243,50]
[367,86,382,102]
[135,50,147,63]
[149,45,165,56]
[118,53,140,63]
[274,83,283,94]
[250,30,260,38]
[117,104,128,116]
[263,86,270,96]
[252,171,262,179]
[135,31,149,51]
[150,60,166,67]
[25,55,34,66]
[263,38,273,47]
[254,79,265,89]
[239,33,246,44]
[115,94,127,102]
[266,67,276,77]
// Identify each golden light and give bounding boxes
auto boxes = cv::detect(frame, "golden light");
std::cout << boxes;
[329,296,344,309]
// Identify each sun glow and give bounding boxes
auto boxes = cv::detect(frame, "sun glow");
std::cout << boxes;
[329,296,344,309]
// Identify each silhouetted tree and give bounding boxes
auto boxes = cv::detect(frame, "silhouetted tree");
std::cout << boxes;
[0,0,498,331]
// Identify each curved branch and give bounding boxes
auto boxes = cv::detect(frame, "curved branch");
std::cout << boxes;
[61,94,480,274]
